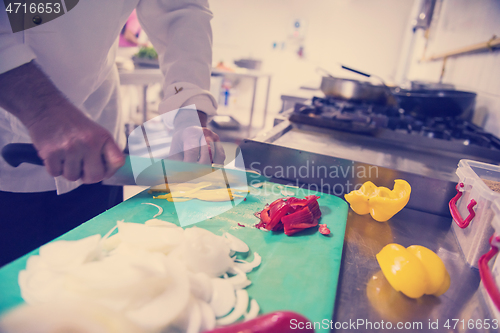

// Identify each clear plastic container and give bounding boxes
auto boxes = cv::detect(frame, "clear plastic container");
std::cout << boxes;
[450,159,500,268]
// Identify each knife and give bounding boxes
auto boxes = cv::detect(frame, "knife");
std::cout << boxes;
[1,143,267,187]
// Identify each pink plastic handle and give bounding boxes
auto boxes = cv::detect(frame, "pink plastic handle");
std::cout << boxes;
[479,235,500,312]
[449,182,477,229]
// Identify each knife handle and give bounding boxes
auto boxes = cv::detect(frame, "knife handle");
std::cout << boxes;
[1,143,44,167]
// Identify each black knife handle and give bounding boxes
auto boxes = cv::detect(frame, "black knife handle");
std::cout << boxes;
[1,143,44,167]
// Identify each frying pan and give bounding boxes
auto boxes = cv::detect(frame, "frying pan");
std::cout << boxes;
[318,67,392,105]
[393,89,477,120]
[319,65,477,119]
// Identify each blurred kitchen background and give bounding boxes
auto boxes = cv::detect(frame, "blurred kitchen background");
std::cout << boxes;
[119,0,500,137]
[119,0,500,199]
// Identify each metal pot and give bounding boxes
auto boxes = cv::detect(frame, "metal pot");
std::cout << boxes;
[320,76,389,105]
[393,89,477,120]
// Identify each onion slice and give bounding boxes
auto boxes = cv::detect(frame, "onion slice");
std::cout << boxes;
[199,300,216,331]
[223,233,249,253]
[144,219,177,228]
[216,289,249,326]
[38,235,101,272]
[142,203,163,218]
[224,268,251,289]
[210,279,236,318]
[234,253,262,273]
[244,299,260,321]
[185,298,202,333]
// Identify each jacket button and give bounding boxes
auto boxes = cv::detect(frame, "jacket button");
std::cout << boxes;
[32,16,42,25]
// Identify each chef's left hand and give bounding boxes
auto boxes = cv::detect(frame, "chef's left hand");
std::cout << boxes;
[169,110,226,165]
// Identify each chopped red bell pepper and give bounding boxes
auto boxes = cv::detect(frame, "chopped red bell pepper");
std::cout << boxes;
[255,196,323,236]
[266,199,292,231]
[319,224,331,235]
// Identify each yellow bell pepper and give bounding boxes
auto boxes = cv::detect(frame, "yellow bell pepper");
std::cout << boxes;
[376,243,450,299]
[406,245,450,296]
[344,179,411,222]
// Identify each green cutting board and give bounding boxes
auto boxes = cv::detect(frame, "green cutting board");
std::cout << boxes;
[0,182,347,330]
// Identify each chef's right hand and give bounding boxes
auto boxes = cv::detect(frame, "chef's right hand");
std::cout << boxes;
[26,105,125,184]
[0,61,125,184]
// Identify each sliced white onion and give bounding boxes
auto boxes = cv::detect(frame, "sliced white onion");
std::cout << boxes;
[117,221,184,254]
[185,298,202,333]
[38,235,101,272]
[144,219,177,228]
[18,269,64,305]
[223,233,249,253]
[0,300,146,333]
[24,255,47,272]
[182,227,233,277]
[199,300,216,332]
[188,272,213,303]
[216,289,249,326]
[16,223,262,333]
[244,299,260,321]
[234,252,262,273]
[101,234,121,252]
[224,268,251,289]
[209,278,236,318]
[142,202,163,218]
[63,252,173,312]
[124,258,190,331]
[101,225,118,242]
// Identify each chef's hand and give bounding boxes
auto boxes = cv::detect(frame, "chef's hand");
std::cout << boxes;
[169,110,225,164]
[0,61,125,183]
[27,106,125,183]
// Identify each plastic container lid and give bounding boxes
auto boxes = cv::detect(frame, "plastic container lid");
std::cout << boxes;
[457,160,500,202]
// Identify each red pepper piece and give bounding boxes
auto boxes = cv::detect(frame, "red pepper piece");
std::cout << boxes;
[205,311,315,333]
[237,223,246,227]
[257,207,271,228]
[319,224,330,235]
[255,195,322,236]
[282,207,318,236]
[266,200,292,231]
[284,221,319,236]
[304,195,321,219]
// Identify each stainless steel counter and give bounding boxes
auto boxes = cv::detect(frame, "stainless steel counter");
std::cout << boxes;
[333,208,491,333]
[238,119,498,332]
[239,120,461,217]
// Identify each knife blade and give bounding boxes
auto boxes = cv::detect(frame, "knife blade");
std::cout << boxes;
[1,143,267,187]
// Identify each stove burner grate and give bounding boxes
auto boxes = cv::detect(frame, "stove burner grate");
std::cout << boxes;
[291,96,500,151]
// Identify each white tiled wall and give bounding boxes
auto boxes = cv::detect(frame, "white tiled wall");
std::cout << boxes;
[407,0,500,136]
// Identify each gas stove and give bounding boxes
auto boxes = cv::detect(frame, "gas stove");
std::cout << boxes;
[290,96,500,152]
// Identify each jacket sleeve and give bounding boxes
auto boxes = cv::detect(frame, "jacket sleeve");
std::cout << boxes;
[0,6,36,74]
[136,0,218,119]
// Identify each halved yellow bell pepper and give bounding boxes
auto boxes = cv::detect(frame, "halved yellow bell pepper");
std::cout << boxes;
[344,179,411,222]
[376,243,450,299]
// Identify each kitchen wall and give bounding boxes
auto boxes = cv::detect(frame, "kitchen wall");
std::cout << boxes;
[405,0,500,136]
[209,0,415,119]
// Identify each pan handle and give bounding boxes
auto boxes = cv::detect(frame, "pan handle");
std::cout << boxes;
[340,65,371,78]
[339,64,397,106]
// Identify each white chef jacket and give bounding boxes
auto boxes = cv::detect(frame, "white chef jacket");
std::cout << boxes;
[0,0,218,193]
